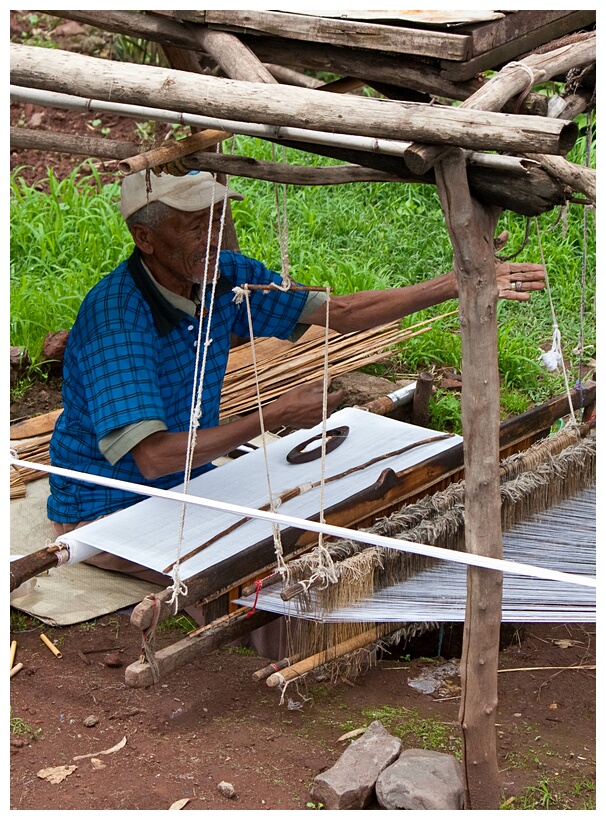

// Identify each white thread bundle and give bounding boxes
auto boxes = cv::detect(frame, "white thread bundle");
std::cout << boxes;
[235,486,596,622]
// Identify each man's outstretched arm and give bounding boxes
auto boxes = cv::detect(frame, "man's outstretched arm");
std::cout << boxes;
[304,261,545,334]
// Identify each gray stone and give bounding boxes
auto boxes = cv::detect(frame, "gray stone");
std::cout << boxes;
[217,781,237,799]
[309,720,401,810]
[376,748,465,810]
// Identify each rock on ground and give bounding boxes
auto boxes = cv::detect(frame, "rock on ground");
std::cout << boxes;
[309,720,401,810]
[376,748,465,810]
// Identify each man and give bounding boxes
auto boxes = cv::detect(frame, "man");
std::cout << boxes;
[48,169,545,582]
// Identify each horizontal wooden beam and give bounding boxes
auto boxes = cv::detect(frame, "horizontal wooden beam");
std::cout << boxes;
[181,9,471,61]
[10,45,578,157]
[124,609,279,688]
[441,10,596,81]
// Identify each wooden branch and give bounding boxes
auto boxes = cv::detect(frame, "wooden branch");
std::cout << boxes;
[10,126,135,160]
[193,26,277,85]
[47,9,199,50]
[11,44,578,157]
[548,89,594,121]
[180,151,402,186]
[524,154,595,203]
[117,129,230,175]
[435,150,503,811]
[124,609,279,688]
[405,34,596,175]
[270,137,567,217]
[264,63,322,88]
[10,545,63,593]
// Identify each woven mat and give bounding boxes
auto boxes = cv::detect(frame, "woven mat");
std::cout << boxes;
[10,477,162,626]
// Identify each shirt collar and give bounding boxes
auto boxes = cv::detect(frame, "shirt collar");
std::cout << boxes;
[127,249,233,336]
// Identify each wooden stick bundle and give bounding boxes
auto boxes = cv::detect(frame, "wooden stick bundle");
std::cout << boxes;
[219,315,448,418]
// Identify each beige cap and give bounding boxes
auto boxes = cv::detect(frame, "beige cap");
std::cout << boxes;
[119,169,244,220]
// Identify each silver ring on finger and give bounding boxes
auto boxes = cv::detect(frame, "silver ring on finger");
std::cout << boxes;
[515,280,522,292]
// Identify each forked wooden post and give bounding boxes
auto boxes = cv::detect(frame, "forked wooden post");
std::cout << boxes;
[435,150,504,810]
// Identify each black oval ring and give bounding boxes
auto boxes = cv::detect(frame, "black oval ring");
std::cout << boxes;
[286,426,350,464]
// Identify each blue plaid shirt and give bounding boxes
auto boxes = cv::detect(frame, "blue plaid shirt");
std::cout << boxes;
[48,249,308,522]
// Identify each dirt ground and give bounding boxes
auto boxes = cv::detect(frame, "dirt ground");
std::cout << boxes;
[9,12,597,812]
[8,613,597,812]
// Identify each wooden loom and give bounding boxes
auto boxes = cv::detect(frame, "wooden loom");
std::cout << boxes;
[10,9,596,809]
[123,384,595,687]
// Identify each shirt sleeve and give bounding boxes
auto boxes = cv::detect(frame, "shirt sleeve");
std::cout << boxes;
[288,290,330,342]
[99,419,168,465]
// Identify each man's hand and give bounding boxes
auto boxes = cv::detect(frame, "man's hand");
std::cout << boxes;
[267,379,344,430]
[495,261,546,301]
[493,230,546,301]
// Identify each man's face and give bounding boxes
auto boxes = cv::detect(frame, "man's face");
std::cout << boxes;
[140,205,224,294]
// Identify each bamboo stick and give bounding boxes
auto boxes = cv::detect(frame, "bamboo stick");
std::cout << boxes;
[40,633,62,659]
[10,641,17,670]
[265,626,391,687]
[252,654,302,683]
[10,663,24,679]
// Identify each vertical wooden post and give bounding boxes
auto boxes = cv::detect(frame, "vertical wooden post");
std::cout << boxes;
[411,370,434,428]
[434,150,504,810]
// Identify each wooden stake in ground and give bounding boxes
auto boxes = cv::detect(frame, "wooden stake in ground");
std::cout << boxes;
[435,150,503,811]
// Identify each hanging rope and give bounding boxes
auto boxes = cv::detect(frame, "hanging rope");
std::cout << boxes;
[533,217,578,424]
[238,284,289,575]
[575,109,594,401]
[271,144,294,289]
[168,142,236,610]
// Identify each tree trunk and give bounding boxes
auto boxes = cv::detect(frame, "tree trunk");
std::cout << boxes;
[435,150,503,810]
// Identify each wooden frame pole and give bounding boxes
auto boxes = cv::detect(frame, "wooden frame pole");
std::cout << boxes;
[435,150,503,810]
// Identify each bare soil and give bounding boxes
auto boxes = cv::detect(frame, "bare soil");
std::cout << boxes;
[9,616,597,811]
[9,12,596,812]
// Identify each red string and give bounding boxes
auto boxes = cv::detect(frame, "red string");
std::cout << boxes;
[246,580,263,618]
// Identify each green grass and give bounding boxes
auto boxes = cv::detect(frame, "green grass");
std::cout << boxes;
[156,613,199,634]
[10,707,43,740]
[10,127,595,423]
[360,704,460,756]
[10,162,133,362]
[501,774,596,811]
[9,610,44,632]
